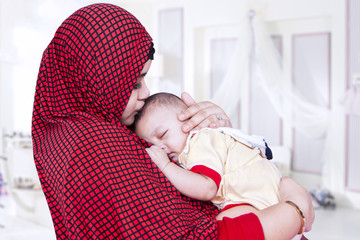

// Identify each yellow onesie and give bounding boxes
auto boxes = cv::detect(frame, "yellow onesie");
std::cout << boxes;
[178,128,282,210]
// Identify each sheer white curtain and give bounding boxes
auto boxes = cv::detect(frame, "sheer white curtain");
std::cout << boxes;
[209,4,342,182]
[341,84,360,116]
[211,8,331,139]
[210,16,249,121]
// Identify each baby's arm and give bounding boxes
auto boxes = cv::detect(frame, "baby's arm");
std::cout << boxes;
[146,145,218,201]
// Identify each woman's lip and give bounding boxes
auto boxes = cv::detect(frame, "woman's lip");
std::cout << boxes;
[135,106,144,114]
[137,102,145,111]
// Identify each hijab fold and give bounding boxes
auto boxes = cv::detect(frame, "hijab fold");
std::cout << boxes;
[32,4,218,239]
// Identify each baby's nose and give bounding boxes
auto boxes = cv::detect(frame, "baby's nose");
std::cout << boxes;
[160,145,169,153]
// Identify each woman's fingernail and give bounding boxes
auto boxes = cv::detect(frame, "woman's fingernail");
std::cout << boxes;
[178,113,185,120]
[183,124,190,132]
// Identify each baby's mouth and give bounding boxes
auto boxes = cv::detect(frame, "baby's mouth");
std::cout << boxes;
[168,153,175,160]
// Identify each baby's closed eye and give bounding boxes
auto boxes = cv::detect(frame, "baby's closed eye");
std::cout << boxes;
[159,130,168,139]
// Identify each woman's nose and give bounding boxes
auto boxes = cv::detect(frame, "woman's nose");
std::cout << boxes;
[138,82,150,100]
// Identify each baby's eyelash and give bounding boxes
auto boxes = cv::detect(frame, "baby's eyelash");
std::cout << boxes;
[160,130,168,138]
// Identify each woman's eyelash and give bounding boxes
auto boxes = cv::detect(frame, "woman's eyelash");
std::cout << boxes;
[134,83,142,89]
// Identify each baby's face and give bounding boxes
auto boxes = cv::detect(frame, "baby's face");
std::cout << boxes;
[135,105,188,162]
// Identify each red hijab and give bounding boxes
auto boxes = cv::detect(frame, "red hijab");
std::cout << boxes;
[32,3,218,239]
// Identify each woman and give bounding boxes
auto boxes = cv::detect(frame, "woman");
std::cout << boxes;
[32,3,313,239]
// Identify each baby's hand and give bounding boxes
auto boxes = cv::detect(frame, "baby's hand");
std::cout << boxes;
[146,145,171,171]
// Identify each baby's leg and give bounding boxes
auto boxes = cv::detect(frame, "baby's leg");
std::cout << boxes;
[216,204,258,220]
[217,205,303,240]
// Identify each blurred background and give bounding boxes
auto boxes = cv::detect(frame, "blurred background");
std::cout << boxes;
[0,0,359,239]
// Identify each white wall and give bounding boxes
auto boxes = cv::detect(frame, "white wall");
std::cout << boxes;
[0,0,155,134]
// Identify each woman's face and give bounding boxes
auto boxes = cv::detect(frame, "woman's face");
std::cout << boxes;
[120,60,151,126]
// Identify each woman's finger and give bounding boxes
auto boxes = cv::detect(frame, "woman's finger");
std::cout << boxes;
[209,119,232,128]
[178,100,214,121]
[180,101,219,121]
[180,103,215,132]
[195,114,227,130]
[181,92,197,107]
[179,92,232,132]
[190,117,213,132]
[180,92,224,120]
[181,105,231,131]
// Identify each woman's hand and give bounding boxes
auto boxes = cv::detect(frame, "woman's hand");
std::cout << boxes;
[146,145,171,171]
[279,177,315,232]
[178,92,232,132]
[255,177,314,239]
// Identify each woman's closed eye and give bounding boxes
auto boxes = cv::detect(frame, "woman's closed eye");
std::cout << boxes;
[134,74,147,89]
[133,83,142,89]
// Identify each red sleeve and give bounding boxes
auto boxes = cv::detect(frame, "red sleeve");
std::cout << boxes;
[190,165,222,189]
[217,213,264,240]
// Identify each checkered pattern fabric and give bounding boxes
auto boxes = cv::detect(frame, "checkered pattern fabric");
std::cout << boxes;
[32,3,218,239]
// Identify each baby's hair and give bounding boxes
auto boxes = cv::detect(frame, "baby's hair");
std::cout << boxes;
[134,92,186,129]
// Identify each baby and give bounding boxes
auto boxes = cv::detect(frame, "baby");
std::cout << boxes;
[134,92,286,218]
[135,92,304,239]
